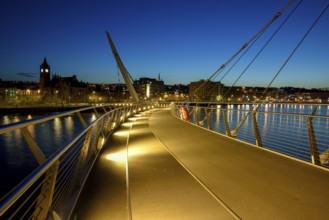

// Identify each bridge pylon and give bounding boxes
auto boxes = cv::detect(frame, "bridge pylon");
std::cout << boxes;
[106,31,140,102]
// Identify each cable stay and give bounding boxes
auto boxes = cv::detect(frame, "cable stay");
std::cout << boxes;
[219,37,257,82]
[224,0,304,100]
[199,0,304,136]
[127,69,135,85]
[262,2,329,96]
[117,65,121,100]
[230,1,328,138]
[203,30,263,101]
[191,0,296,99]
[228,0,304,137]
[193,1,328,140]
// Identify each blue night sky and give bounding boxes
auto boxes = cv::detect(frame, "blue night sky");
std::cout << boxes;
[0,0,328,88]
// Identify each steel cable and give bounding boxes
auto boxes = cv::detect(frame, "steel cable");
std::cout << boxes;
[225,0,304,99]
[263,2,329,95]
[192,0,295,98]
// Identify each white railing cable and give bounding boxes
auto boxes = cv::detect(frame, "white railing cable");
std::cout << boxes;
[174,103,329,167]
[0,103,150,219]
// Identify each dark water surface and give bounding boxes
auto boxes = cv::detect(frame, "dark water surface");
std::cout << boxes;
[0,112,97,197]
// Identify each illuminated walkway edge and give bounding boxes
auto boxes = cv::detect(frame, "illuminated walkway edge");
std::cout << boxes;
[74,109,329,220]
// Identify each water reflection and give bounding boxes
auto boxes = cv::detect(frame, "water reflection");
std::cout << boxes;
[0,112,94,197]
[204,104,328,161]
[65,116,74,138]
[54,117,62,142]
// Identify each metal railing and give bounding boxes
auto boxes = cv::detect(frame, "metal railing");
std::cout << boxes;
[0,103,153,219]
[172,103,329,168]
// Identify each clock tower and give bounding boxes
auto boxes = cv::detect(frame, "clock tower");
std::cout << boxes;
[40,57,50,91]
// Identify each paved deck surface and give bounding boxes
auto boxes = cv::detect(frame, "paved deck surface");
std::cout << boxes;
[73,108,329,220]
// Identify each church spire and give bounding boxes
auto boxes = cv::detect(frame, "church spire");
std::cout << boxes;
[40,57,50,90]
[42,57,48,66]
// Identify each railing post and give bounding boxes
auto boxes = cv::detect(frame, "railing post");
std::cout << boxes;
[116,108,121,124]
[115,108,120,128]
[111,109,117,129]
[76,126,94,184]
[21,127,60,219]
[231,111,252,137]
[222,109,232,137]
[93,108,100,118]
[205,108,211,130]
[307,116,320,165]
[108,110,114,131]
[102,114,110,136]
[91,119,104,153]
[33,161,60,220]
[102,106,107,113]
[77,112,87,128]
[307,105,320,165]
[122,107,127,121]
[20,128,46,164]
[252,109,263,147]
[194,107,199,126]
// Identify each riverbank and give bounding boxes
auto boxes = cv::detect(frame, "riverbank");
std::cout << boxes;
[0,105,86,114]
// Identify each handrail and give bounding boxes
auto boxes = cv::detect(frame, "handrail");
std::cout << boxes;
[0,106,102,134]
[0,119,93,216]
[172,103,329,168]
[0,103,156,219]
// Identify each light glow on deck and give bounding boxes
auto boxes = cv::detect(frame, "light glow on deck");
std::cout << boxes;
[121,122,134,127]
[113,130,130,137]
[105,148,145,163]
[105,152,126,163]
[128,117,138,121]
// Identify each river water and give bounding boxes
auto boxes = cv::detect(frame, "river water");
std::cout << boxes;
[0,112,98,198]
[187,103,329,162]
[0,104,328,198]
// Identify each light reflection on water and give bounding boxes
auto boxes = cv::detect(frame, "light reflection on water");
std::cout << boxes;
[0,113,97,197]
[189,104,329,162]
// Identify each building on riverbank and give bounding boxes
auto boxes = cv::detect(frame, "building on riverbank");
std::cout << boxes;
[134,76,165,100]
[39,58,88,103]
[189,80,224,101]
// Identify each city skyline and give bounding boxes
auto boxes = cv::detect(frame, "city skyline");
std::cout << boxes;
[0,0,328,88]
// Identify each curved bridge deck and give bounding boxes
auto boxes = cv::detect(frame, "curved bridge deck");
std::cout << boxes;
[73,109,329,220]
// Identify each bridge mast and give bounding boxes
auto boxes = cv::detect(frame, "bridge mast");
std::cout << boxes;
[106,31,140,102]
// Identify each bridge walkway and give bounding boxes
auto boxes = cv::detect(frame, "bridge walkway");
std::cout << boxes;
[73,108,329,220]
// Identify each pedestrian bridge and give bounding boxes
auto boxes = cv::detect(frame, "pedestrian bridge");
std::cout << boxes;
[74,108,329,220]
[1,104,329,220]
